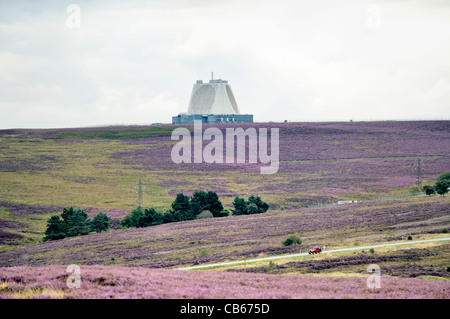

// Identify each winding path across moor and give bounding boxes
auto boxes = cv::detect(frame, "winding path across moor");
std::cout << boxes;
[177,237,450,270]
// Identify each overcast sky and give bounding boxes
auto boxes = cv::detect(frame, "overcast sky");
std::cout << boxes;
[1,0,450,129]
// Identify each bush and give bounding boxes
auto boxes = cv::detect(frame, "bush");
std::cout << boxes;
[437,172,450,183]
[232,195,269,215]
[205,191,224,217]
[43,215,66,242]
[282,235,302,246]
[171,191,224,218]
[190,191,224,217]
[67,210,91,236]
[196,210,213,219]
[120,206,144,228]
[247,203,259,215]
[143,208,164,226]
[171,193,191,214]
[248,195,269,213]
[216,209,230,217]
[91,212,111,233]
[422,185,435,196]
[231,196,247,215]
[426,172,450,197]
[370,248,375,254]
[43,207,106,241]
[121,207,169,228]
[408,236,413,240]
[173,210,194,222]
[442,228,448,234]
[435,180,449,196]
[162,212,174,223]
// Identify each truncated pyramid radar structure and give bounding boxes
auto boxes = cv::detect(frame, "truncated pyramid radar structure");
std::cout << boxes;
[172,73,253,124]
[187,79,240,115]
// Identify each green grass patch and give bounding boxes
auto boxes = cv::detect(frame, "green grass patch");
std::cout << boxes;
[56,127,186,140]
[416,276,450,281]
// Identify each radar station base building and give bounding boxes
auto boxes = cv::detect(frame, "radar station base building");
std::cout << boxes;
[172,113,253,125]
[172,76,253,125]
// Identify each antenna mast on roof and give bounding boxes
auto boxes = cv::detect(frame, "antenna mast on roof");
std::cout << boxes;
[211,71,214,81]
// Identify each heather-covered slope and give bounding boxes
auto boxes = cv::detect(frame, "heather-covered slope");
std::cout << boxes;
[1,265,448,299]
[0,121,449,251]
[1,196,448,270]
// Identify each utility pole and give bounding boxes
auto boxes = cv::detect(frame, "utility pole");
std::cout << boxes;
[136,179,144,207]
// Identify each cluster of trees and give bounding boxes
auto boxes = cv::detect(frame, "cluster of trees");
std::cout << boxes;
[231,195,269,215]
[121,191,230,228]
[43,208,110,242]
[44,192,270,239]
[121,207,171,228]
[121,191,270,228]
[422,172,450,196]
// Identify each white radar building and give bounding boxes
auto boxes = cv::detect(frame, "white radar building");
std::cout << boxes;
[172,73,253,124]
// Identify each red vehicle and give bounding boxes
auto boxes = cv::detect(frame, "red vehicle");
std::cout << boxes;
[308,247,322,254]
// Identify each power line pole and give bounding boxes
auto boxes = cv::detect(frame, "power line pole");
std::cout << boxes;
[136,179,144,207]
